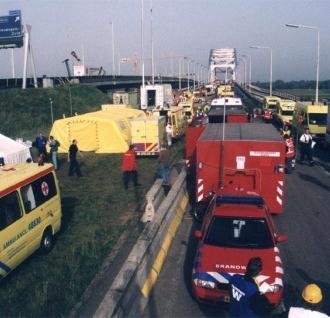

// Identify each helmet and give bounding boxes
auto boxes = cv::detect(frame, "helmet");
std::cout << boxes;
[302,284,323,304]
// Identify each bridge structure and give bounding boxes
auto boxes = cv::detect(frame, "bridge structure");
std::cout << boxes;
[0,75,195,92]
[209,48,237,84]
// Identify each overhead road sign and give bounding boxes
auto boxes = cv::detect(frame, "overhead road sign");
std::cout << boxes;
[0,10,23,48]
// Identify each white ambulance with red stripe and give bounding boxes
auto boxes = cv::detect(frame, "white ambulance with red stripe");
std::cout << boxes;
[192,195,287,307]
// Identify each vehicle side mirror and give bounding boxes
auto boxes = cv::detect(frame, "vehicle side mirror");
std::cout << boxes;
[276,234,288,243]
[194,230,202,239]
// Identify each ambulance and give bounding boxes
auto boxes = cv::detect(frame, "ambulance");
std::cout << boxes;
[130,116,166,156]
[178,100,196,124]
[273,99,296,127]
[152,106,186,138]
[0,163,62,278]
[263,96,281,122]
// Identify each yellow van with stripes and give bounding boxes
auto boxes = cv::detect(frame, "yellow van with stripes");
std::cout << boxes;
[0,163,62,278]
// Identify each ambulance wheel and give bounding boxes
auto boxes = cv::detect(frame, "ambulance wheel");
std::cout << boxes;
[40,228,54,254]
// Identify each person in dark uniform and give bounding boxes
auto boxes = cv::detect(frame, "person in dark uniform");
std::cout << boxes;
[68,139,82,177]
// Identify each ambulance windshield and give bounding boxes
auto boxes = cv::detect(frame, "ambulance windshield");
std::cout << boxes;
[205,216,273,249]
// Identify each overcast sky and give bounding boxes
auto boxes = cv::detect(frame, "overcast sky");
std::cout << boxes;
[0,0,329,81]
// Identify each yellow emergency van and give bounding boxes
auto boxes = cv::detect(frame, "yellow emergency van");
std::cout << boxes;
[292,102,328,141]
[152,106,186,138]
[262,96,281,122]
[273,99,296,127]
[0,163,62,279]
[130,116,166,156]
[217,85,233,97]
[178,100,196,124]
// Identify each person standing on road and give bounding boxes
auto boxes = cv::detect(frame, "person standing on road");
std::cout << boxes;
[121,145,140,190]
[221,257,273,317]
[299,127,314,165]
[166,122,172,147]
[288,284,329,317]
[49,136,60,170]
[284,134,295,174]
[68,139,82,177]
[159,145,171,186]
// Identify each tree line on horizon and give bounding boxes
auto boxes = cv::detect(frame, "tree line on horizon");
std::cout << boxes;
[253,79,330,90]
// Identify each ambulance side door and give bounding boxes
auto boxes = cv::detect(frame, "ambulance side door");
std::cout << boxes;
[0,191,27,277]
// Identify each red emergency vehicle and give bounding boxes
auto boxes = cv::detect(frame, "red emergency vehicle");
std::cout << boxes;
[208,107,248,124]
[192,123,286,214]
[192,194,287,306]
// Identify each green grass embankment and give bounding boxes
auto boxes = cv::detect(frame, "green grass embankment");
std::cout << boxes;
[0,85,109,139]
[0,85,184,316]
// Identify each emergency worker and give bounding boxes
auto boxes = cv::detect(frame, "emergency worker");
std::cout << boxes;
[68,139,82,177]
[121,145,140,190]
[221,257,273,317]
[284,134,295,174]
[166,123,172,147]
[158,145,171,186]
[299,127,314,165]
[282,125,291,137]
[288,284,329,318]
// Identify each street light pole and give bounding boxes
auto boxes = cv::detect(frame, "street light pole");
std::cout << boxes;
[141,0,145,89]
[285,23,320,103]
[49,98,54,124]
[110,21,115,77]
[242,54,252,93]
[250,45,272,96]
[150,0,155,85]
[179,57,182,90]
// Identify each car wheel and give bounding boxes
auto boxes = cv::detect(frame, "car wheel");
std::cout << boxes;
[40,229,54,254]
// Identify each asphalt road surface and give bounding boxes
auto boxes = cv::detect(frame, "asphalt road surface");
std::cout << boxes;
[143,157,330,317]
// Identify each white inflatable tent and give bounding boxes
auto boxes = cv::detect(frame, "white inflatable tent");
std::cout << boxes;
[0,134,32,165]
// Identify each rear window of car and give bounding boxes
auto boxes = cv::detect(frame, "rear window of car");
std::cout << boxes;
[204,216,274,249]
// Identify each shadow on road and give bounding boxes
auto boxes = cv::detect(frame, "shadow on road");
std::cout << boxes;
[297,172,330,192]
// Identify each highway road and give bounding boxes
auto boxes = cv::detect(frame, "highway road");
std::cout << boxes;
[143,137,330,317]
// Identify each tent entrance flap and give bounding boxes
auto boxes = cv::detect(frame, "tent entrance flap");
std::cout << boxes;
[69,121,98,151]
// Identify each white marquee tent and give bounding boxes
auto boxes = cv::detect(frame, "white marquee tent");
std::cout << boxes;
[0,133,32,165]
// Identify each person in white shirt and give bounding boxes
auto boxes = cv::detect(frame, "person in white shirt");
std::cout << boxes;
[166,123,172,147]
[289,284,329,318]
[299,127,314,165]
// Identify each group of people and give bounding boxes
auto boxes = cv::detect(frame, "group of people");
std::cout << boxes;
[121,143,171,191]
[225,257,328,317]
[282,125,315,174]
[35,132,82,177]
[35,132,60,170]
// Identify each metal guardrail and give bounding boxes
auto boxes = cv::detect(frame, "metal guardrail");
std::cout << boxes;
[249,84,299,101]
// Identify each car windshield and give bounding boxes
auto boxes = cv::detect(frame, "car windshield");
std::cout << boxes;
[282,110,293,116]
[308,113,327,125]
[267,105,276,110]
[204,216,274,249]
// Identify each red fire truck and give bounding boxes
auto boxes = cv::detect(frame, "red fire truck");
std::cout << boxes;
[186,123,286,215]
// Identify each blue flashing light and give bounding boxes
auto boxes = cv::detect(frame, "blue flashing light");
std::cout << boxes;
[216,195,264,206]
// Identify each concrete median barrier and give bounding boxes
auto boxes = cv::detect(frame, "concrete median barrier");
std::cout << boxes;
[93,167,189,318]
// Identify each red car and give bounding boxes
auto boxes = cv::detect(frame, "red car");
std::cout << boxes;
[192,195,287,306]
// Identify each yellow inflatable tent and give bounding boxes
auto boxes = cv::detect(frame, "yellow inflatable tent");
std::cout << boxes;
[50,108,146,154]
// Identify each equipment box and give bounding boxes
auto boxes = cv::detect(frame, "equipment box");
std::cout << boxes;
[196,123,285,213]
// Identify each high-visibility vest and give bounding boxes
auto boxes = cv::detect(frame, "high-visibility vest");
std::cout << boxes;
[285,138,295,158]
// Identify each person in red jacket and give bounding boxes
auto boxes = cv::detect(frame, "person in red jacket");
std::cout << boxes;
[121,145,140,190]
